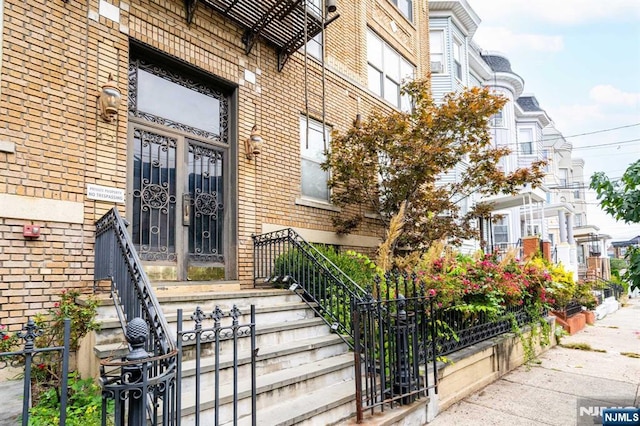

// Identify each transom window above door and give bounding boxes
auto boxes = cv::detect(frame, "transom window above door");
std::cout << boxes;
[128,58,229,144]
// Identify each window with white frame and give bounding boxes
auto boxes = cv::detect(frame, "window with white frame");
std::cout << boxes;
[390,0,412,21]
[492,216,510,246]
[429,31,445,74]
[518,128,534,155]
[559,168,569,187]
[300,116,330,201]
[367,29,415,110]
[490,108,504,127]
[542,149,550,172]
[452,38,462,80]
[577,245,585,265]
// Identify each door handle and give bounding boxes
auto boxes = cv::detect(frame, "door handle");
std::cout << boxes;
[183,194,191,226]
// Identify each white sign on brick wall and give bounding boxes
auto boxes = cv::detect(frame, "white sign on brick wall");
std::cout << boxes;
[87,184,125,203]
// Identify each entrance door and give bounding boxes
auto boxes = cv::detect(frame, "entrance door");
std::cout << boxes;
[127,52,234,282]
[129,123,227,281]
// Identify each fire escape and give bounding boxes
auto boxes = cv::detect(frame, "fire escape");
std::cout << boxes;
[184,0,339,71]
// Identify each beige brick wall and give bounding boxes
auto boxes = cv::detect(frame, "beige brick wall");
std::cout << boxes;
[0,0,431,322]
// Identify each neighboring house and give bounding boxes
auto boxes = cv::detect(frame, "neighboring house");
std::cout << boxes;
[427,0,613,281]
[611,235,640,259]
[0,0,432,325]
[542,125,611,279]
[428,0,548,255]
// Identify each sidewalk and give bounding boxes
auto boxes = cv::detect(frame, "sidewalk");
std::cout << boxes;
[428,297,640,425]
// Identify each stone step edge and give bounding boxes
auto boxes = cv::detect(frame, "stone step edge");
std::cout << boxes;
[93,317,330,359]
[177,353,355,415]
[82,289,294,307]
[179,333,348,377]
[95,301,317,330]
[225,379,357,426]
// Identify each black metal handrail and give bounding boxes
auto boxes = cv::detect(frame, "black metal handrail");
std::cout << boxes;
[94,207,176,358]
[252,228,368,346]
[591,277,624,304]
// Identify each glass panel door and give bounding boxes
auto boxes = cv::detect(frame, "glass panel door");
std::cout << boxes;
[128,124,227,281]
[131,127,178,262]
[186,140,226,280]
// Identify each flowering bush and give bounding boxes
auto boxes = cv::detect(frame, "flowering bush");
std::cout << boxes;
[0,324,19,353]
[408,251,556,317]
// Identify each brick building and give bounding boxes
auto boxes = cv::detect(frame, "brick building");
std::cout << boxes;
[0,0,432,327]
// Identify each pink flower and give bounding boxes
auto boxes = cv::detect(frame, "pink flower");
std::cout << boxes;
[428,289,437,297]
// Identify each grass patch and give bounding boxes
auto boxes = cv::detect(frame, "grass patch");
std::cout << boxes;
[620,352,640,359]
[604,326,619,329]
[560,342,607,353]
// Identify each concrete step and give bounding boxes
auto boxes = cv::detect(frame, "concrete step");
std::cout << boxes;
[88,285,360,425]
[94,317,332,361]
[237,380,356,426]
[93,300,318,347]
[178,334,349,395]
[178,353,356,425]
[93,289,302,320]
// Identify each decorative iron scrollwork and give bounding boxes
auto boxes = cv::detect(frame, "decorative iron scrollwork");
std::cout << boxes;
[140,182,174,212]
[194,191,219,217]
[128,59,229,144]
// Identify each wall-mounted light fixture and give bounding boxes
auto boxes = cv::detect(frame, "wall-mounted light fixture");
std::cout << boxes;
[245,125,264,160]
[98,74,122,123]
[326,0,337,13]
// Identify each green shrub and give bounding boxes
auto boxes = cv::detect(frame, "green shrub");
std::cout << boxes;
[610,258,628,278]
[273,244,376,293]
[28,373,112,426]
[573,281,598,310]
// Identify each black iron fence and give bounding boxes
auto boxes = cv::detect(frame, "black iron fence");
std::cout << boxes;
[433,304,533,356]
[100,318,179,426]
[176,305,257,426]
[100,305,256,426]
[352,279,437,423]
[592,278,624,306]
[0,318,71,426]
[252,228,368,347]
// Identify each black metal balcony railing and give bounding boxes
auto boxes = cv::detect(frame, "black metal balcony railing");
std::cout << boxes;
[188,0,340,70]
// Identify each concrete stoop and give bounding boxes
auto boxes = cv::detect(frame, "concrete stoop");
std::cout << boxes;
[82,285,358,426]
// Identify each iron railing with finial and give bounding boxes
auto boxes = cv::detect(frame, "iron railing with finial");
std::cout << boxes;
[94,208,178,424]
[94,207,175,358]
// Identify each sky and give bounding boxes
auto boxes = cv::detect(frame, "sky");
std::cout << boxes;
[467,0,640,241]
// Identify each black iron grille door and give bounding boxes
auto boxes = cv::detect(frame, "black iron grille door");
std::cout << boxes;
[187,140,225,263]
[132,128,178,261]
